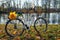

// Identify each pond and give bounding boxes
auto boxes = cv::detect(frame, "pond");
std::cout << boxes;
[0,13,60,25]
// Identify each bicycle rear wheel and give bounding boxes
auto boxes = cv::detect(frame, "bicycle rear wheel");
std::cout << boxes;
[34,17,48,40]
[34,17,48,32]
[5,18,25,37]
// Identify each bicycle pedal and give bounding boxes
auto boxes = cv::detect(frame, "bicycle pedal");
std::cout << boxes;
[24,24,29,29]
[26,27,29,30]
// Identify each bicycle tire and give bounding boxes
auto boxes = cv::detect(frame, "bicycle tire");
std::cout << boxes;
[34,17,48,40]
[34,17,48,32]
[5,18,25,37]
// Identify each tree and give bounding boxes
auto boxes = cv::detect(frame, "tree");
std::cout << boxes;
[23,1,32,9]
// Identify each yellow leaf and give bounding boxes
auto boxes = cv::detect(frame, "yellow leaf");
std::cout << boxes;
[8,11,17,20]
[13,31,17,35]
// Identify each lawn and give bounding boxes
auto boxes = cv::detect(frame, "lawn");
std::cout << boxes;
[0,24,59,40]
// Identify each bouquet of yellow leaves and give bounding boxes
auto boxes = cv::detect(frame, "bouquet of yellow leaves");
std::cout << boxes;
[8,11,17,20]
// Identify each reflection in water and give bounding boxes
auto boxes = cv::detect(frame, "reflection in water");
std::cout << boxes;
[49,13,58,24]
[0,14,8,24]
[0,13,59,25]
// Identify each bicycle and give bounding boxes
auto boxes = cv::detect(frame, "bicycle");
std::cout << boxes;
[5,11,48,40]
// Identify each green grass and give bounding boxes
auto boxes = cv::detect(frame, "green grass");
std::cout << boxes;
[0,24,59,40]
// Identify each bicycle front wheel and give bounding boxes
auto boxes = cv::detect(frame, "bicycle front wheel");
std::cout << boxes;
[34,17,48,32]
[5,18,25,37]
